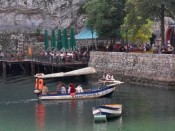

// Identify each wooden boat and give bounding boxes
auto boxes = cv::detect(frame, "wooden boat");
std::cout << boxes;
[35,82,121,100]
[34,67,124,100]
[93,104,122,121]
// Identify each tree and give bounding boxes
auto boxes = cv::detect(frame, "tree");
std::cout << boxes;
[125,0,175,47]
[122,17,154,44]
[83,0,126,44]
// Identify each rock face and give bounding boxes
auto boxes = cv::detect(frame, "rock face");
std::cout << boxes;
[0,0,86,33]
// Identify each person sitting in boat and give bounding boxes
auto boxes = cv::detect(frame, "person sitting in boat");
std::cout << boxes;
[56,82,66,94]
[56,82,62,93]
[42,83,49,95]
[60,83,66,94]
[68,83,76,96]
[76,85,83,93]
[105,72,115,81]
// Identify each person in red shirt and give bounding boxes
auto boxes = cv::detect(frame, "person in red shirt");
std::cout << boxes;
[68,83,76,96]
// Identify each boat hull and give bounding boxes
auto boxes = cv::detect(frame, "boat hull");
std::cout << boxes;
[93,104,122,119]
[39,84,117,100]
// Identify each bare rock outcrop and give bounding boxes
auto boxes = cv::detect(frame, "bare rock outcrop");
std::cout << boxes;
[0,0,86,33]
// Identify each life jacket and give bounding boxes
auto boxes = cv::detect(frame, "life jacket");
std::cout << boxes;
[35,78,44,90]
[35,78,39,89]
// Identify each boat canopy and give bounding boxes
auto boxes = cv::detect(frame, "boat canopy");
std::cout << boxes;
[34,67,97,79]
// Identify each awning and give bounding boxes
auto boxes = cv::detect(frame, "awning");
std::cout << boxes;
[75,27,98,40]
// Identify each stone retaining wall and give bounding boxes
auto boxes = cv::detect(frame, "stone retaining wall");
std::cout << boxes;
[89,51,175,88]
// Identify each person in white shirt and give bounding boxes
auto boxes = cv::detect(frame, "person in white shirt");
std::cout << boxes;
[105,73,115,81]
[56,82,66,94]
[76,85,83,93]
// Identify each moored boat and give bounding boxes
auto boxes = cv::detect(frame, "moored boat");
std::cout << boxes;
[92,104,122,120]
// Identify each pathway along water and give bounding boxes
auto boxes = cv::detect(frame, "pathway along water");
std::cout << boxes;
[0,74,175,131]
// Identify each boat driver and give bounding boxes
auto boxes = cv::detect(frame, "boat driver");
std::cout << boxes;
[105,72,115,81]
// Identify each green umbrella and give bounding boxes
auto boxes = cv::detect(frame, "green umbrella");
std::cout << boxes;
[44,30,49,50]
[51,30,56,49]
[69,27,76,50]
[62,28,68,50]
[57,29,62,50]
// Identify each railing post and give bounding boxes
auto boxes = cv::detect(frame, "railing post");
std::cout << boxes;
[31,61,35,76]
[2,61,6,79]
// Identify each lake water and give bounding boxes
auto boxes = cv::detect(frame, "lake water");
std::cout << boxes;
[0,75,175,131]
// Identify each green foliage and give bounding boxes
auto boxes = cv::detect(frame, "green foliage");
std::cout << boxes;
[125,0,175,31]
[125,0,175,19]
[131,20,153,44]
[122,16,154,44]
[124,0,175,46]
[83,0,126,41]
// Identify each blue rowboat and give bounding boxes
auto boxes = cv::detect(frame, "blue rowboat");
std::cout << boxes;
[93,104,122,120]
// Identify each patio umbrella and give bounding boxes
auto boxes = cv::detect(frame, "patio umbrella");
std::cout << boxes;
[69,27,76,50]
[57,29,62,50]
[62,28,68,50]
[51,30,56,49]
[44,30,49,50]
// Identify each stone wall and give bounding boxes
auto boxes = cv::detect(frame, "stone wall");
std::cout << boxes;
[89,51,175,88]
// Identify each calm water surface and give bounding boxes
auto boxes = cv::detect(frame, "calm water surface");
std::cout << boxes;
[0,75,175,131]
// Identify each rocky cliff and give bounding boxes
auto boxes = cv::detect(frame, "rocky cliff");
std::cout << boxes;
[0,0,86,33]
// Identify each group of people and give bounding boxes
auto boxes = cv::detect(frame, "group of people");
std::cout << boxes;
[35,78,83,95]
[35,72,114,95]
[34,49,89,64]
[56,82,83,95]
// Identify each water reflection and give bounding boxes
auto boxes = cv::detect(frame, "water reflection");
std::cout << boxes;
[35,101,45,131]
[35,99,86,130]
[93,122,107,131]
[71,99,76,111]
[93,117,122,131]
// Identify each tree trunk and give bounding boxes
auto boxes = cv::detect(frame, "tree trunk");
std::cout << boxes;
[160,4,165,48]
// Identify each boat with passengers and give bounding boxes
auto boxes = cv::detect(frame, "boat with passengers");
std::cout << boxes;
[34,67,124,100]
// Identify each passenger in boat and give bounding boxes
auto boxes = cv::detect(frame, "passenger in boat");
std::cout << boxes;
[56,82,62,93]
[60,83,66,94]
[76,85,83,93]
[56,82,66,94]
[105,72,115,81]
[42,83,49,95]
[68,83,76,95]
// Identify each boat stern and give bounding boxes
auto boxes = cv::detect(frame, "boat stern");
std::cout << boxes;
[34,89,41,98]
